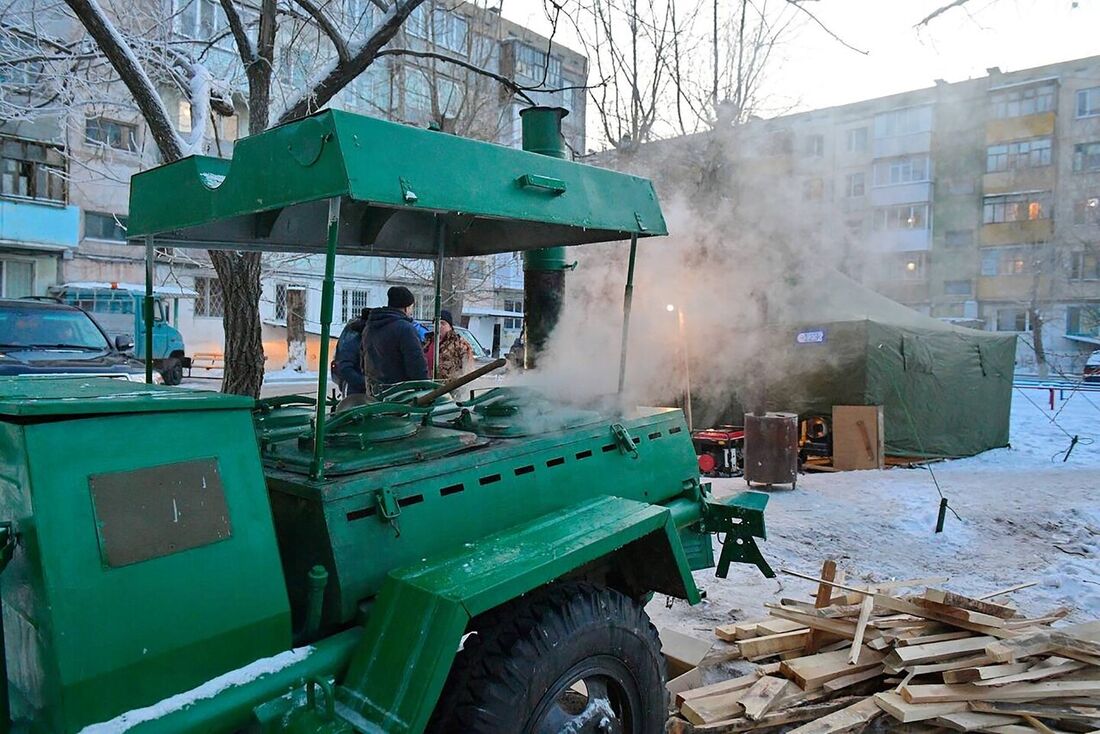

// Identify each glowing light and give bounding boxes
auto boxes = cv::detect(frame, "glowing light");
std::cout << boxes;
[666,304,676,312]
[906,261,917,272]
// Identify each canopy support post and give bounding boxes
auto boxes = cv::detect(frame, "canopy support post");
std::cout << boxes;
[309,197,342,481]
[617,234,638,394]
[432,218,446,380]
[144,236,154,384]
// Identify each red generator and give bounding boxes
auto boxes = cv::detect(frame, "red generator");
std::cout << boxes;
[691,426,744,477]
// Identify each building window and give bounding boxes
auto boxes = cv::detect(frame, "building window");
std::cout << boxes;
[873,105,932,138]
[846,127,867,153]
[403,68,432,117]
[981,246,1030,276]
[502,297,523,330]
[406,3,429,38]
[995,308,1029,332]
[0,138,67,203]
[873,203,929,231]
[1074,196,1100,225]
[194,276,224,317]
[872,155,930,186]
[514,43,562,87]
[901,253,926,280]
[1070,251,1100,281]
[982,192,1051,224]
[802,177,824,201]
[844,172,865,197]
[986,137,1052,172]
[1072,142,1100,173]
[945,229,974,247]
[431,9,468,54]
[1066,305,1099,337]
[990,82,1056,119]
[84,212,128,241]
[85,117,138,152]
[1077,87,1100,118]
[412,292,436,321]
[341,288,370,323]
[804,134,824,157]
[0,260,34,298]
[944,279,972,296]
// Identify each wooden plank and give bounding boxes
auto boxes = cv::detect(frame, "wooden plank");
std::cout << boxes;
[901,681,1100,704]
[924,589,1018,619]
[907,654,994,676]
[1051,621,1100,659]
[787,697,882,734]
[874,691,968,723]
[823,664,885,693]
[972,661,1086,687]
[832,405,885,470]
[979,582,1038,600]
[968,701,1100,725]
[756,618,807,636]
[691,696,866,733]
[668,667,705,697]
[738,676,795,721]
[944,663,1032,684]
[676,674,757,709]
[933,712,1021,731]
[780,648,885,690]
[681,686,750,726]
[850,595,875,664]
[899,631,980,647]
[912,598,1008,628]
[987,633,1056,663]
[735,629,811,660]
[767,606,862,639]
[874,595,1017,639]
[661,627,714,677]
[887,636,997,667]
[807,559,839,654]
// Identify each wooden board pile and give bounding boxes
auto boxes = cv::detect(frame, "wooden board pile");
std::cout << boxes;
[666,564,1100,734]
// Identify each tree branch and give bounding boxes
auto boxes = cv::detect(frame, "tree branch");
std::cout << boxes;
[290,0,350,64]
[916,0,972,27]
[61,0,184,159]
[784,0,867,55]
[216,0,257,65]
[276,0,424,124]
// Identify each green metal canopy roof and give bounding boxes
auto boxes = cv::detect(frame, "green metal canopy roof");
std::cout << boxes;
[127,110,667,258]
[0,377,252,417]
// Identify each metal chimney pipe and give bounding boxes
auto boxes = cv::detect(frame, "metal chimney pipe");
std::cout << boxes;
[520,106,570,367]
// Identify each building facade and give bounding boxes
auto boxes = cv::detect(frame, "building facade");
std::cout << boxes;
[604,55,1100,376]
[0,0,587,369]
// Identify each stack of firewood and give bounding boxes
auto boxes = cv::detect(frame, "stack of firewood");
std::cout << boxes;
[665,563,1099,733]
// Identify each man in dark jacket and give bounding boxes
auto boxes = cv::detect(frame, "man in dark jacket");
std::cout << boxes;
[331,308,369,395]
[362,286,428,392]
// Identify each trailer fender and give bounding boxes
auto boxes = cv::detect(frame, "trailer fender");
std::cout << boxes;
[311,495,699,734]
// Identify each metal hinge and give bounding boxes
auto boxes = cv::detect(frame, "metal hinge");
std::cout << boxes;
[610,423,640,459]
[376,488,401,538]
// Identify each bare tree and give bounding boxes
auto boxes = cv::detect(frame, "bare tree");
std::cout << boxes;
[2,0,569,395]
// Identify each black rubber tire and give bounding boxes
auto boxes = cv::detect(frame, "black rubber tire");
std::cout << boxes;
[429,581,666,734]
[161,357,183,385]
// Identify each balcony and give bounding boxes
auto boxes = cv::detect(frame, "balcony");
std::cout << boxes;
[870,182,932,207]
[869,228,932,253]
[980,219,1053,246]
[985,112,1055,144]
[976,274,1049,301]
[0,198,80,250]
[982,167,1055,196]
[872,131,932,158]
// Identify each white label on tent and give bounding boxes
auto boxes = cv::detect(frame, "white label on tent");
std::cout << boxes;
[796,329,826,344]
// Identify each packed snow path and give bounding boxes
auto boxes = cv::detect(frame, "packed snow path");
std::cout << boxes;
[650,389,1100,640]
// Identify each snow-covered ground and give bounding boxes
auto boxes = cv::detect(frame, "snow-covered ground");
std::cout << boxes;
[649,387,1100,644]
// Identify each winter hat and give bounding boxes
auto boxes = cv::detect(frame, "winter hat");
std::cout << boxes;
[387,286,415,309]
[440,309,454,326]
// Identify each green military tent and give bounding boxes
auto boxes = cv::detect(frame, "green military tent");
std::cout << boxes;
[741,270,1015,458]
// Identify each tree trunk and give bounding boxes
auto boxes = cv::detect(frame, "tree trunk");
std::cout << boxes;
[285,287,306,371]
[210,251,266,396]
[1029,306,1048,378]
[439,258,466,321]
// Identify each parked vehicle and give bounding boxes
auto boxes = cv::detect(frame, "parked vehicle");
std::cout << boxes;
[1085,349,1100,382]
[0,298,156,382]
[49,282,191,384]
[418,320,493,363]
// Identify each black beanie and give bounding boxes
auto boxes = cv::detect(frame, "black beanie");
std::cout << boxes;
[388,286,415,309]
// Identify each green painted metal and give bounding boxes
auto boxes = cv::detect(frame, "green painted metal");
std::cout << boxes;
[618,233,639,393]
[0,377,289,731]
[126,110,667,258]
[309,197,341,480]
[700,490,775,579]
[144,237,154,384]
[262,402,702,627]
[320,496,695,734]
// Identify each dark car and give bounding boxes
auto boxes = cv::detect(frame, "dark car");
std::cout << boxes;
[0,299,154,382]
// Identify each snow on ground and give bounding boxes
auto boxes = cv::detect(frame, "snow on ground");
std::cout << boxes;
[648,387,1100,649]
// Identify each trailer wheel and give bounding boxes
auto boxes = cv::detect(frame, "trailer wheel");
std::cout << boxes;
[430,581,666,734]
[160,357,183,385]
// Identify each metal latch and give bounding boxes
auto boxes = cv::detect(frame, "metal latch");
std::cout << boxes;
[610,423,639,459]
[517,174,567,195]
[376,488,401,537]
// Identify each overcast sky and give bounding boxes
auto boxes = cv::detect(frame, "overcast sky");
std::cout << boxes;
[499,0,1100,145]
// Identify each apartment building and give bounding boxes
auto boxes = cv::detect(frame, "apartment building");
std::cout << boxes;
[602,55,1100,375]
[0,0,587,365]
